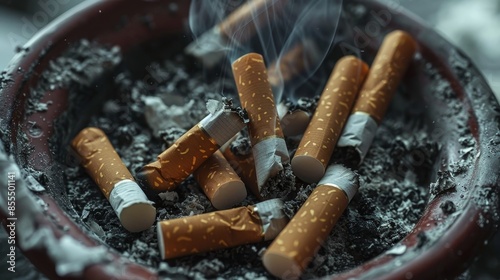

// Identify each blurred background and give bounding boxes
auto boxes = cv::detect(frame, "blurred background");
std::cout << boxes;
[0,0,499,279]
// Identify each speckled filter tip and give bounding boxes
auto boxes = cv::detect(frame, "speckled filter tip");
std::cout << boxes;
[140,100,245,192]
[71,127,156,232]
[157,198,288,259]
[337,30,417,164]
[292,56,369,183]
[194,150,247,210]
[232,52,290,189]
[262,164,359,279]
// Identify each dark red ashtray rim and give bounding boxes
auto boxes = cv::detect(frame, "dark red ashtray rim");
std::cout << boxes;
[1,0,499,279]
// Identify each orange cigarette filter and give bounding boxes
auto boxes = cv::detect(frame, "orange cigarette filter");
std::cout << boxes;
[352,30,417,123]
[337,30,418,164]
[194,150,247,210]
[141,124,219,191]
[232,53,289,189]
[263,164,358,279]
[292,56,369,183]
[71,127,156,232]
[139,101,246,192]
[157,199,288,259]
[233,53,285,147]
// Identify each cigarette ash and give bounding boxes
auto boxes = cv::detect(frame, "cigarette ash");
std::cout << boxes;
[26,39,121,116]
[35,37,476,279]
[281,96,319,115]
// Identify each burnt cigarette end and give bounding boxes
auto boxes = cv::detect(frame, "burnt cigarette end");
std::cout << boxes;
[352,30,418,123]
[141,101,245,192]
[157,198,287,259]
[194,150,247,209]
[292,56,369,183]
[232,53,290,189]
[71,127,156,232]
[263,165,358,278]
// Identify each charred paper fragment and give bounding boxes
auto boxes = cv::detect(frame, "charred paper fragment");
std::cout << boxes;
[232,53,290,192]
[186,0,288,67]
[157,198,288,259]
[292,56,369,183]
[71,127,155,232]
[337,30,418,164]
[194,150,247,210]
[263,164,358,279]
[139,99,246,192]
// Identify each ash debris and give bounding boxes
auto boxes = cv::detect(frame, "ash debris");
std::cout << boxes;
[27,39,121,116]
[281,96,319,114]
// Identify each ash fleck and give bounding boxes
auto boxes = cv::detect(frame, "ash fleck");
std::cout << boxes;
[430,170,456,197]
[229,130,252,156]
[159,127,187,148]
[440,200,457,215]
[282,96,319,114]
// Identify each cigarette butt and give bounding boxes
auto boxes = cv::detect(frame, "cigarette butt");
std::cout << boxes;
[140,124,219,191]
[157,199,288,259]
[262,164,358,279]
[219,0,288,45]
[194,150,247,210]
[337,30,417,164]
[268,40,321,88]
[232,53,289,189]
[185,0,288,67]
[292,56,369,183]
[352,30,417,123]
[222,144,262,200]
[280,110,311,136]
[139,101,246,192]
[268,43,308,87]
[71,127,156,232]
[277,101,311,137]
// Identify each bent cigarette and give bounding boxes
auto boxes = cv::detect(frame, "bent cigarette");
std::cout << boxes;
[71,127,156,232]
[337,30,417,164]
[262,164,358,279]
[186,0,288,67]
[292,56,369,183]
[232,53,290,191]
[157,198,288,259]
[194,150,247,210]
[138,100,246,192]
